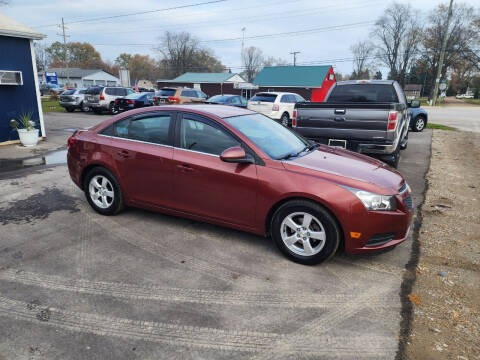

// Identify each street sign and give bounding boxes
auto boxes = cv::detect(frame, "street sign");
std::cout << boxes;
[45,72,57,85]
[439,82,447,91]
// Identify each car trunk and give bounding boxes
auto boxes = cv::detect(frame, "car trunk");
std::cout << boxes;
[60,94,75,102]
[248,93,277,113]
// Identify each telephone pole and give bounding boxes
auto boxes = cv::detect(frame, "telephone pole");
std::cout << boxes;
[241,27,246,66]
[58,18,70,88]
[290,51,300,66]
[432,0,453,106]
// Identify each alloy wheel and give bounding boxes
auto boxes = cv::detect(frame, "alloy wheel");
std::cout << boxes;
[415,118,425,131]
[89,175,114,209]
[280,212,326,256]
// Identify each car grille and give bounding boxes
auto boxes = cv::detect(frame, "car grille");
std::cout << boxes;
[364,233,396,247]
[404,195,413,210]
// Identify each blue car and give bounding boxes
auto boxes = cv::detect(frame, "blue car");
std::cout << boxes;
[408,105,428,132]
[205,94,248,108]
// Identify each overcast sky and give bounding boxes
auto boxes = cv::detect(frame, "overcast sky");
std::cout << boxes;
[1,0,465,76]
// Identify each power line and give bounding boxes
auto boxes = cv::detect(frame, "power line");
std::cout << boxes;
[31,0,228,28]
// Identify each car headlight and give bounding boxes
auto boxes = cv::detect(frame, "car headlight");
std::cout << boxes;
[342,186,397,211]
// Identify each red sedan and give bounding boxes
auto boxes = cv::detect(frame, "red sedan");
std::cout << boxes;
[67,105,413,265]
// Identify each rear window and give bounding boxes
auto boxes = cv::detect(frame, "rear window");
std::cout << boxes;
[62,90,75,95]
[85,87,103,95]
[157,88,176,96]
[327,84,399,103]
[207,95,231,103]
[250,93,277,103]
[126,93,145,99]
[181,90,197,97]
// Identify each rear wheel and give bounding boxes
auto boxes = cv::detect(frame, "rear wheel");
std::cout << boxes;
[80,102,90,112]
[271,200,340,265]
[109,102,118,115]
[93,108,102,114]
[389,147,400,168]
[281,112,290,127]
[84,167,124,215]
[412,116,426,132]
[65,107,74,112]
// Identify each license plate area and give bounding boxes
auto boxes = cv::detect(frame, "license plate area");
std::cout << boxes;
[328,139,347,149]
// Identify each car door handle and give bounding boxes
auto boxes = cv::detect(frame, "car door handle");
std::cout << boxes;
[177,164,194,172]
[117,150,130,158]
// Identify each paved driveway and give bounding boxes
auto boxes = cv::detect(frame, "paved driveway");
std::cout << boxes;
[426,105,480,133]
[0,120,432,359]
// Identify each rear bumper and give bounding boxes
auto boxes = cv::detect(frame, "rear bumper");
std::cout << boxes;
[308,137,397,155]
[85,100,109,109]
[60,101,80,108]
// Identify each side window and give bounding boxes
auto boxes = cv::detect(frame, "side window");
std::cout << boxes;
[295,94,305,102]
[231,97,241,105]
[197,90,207,99]
[105,88,116,96]
[111,114,172,145]
[181,117,239,155]
[240,97,247,105]
[280,95,289,103]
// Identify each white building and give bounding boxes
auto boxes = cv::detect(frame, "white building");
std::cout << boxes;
[41,67,120,88]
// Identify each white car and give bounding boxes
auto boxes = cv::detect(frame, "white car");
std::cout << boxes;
[247,92,305,127]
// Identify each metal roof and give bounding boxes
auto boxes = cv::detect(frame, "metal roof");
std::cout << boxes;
[46,68,106,78]
[253,66,332,87]
[0,13,45,40]
[161,72,242,83]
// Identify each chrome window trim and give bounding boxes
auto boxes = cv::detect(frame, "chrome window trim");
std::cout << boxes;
[175,147,220,158]
[98,134,173,149]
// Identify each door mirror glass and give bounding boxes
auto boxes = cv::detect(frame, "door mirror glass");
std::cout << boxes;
[410,100,420,108]
[220,146,253,164]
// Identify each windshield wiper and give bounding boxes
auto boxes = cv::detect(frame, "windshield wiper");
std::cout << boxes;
[279,143,317,160]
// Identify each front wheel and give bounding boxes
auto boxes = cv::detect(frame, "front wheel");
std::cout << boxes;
[80,102,90,112]
[271,200,340,265]
[411,116,426,132]
[65,107,74,112]
[84,167,124,215]
[109,102,118,115]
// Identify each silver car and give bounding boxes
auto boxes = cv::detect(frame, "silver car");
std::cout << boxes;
[84,86,135,115]
[59,88,89,112]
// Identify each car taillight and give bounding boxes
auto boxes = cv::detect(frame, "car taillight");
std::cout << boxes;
[127,100,135,104]
[168,97,179,103]
[153,96,157,102]
[114,99,119,104]
[100,94,105,100]
[272,104,279,111]
[292,110,297,127]
[388,111,398,131]
[67,136,76,149]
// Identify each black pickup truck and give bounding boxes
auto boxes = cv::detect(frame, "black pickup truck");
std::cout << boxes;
[293,80,420,168]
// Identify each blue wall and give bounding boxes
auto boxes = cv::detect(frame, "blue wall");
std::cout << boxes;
[0,35,41,143]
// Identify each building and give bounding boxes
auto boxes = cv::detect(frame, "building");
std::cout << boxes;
[41,67,120,88]
[403,84,422,99]
[0,14,46,145]
[156,72,249,97]
[253,65,336,101]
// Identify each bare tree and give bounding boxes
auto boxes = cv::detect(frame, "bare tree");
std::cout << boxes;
[350,41,375,79]
[34,41,50,72]
[263,56,288,67]
[157,31,199,78]
[373,2,422,85]
[0,0,9,5]
[242,46,264,82]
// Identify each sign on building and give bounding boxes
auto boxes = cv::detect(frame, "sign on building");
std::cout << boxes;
[45,71,58,84]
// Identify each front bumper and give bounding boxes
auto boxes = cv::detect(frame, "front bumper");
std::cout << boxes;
[60,101,80,108]
[343,192,414,254]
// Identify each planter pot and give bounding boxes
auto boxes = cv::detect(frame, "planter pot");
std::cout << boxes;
[17,128,39,147]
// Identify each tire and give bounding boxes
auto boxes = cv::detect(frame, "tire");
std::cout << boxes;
[83,167,124,216]
[66,107,74,112]
[80,102,90,112]
[271,200,340,265]
[280,112,290,127]
[93,108,102,114]
[390,147,400,168]
[109,102,118,115]
[411,116,426,132]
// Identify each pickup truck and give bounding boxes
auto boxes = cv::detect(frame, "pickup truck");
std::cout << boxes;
[293,80,420,168]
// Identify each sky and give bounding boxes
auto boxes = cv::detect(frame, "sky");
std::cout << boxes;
[1,0,460,77]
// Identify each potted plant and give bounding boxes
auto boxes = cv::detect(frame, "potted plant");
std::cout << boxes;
[10,111,39,147]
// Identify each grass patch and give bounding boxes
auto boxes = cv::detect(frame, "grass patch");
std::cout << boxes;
[41,98,65,112]
[426,123,456,131]
[464,99,480,105]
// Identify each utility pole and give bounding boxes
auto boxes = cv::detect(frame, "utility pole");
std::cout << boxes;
[290,51,300,66]
[58,18,70,88]
[432,0,453,106]
[241,27,246,66]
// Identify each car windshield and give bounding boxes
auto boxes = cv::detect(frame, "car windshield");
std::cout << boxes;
[224,113,310,160]
[125,93,145,99]
[327,84,399,103]
[207,95,231,103]
[158,88,176,96]
[250,93,277,102]
[62,90,75,95]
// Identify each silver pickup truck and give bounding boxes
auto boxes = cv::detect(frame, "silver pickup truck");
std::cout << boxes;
[293,80,420,168]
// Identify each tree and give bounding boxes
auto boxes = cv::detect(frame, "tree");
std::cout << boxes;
[128,54,159,82]
[190,49,226,73]
[373,2,422,85]
[115,53,132,69]
[46,41,104,69]
[242,46,264,82]
[157,31,199,78]
[374,71,383,80]
[350,41,375,79]
[263,56,288,67]
[34,41,50,72]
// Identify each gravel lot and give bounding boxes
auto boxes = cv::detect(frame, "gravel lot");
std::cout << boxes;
[405,129,480,360]
[0,112,431,360]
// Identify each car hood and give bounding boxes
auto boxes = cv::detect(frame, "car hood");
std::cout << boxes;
[283,145,404,194]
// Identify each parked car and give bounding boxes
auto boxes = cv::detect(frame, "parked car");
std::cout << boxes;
[40,83,64,96]
[59,88,90,112]
[84,86,135,115]
[408,105,428,132]
[114,92,155,113]
[153,87,207,105]
[137,87,155,93]
[293,80,415,168]
[247,92,305,127]
[205,94,248,108]
[67,104,413,265]
[456,93,474,99]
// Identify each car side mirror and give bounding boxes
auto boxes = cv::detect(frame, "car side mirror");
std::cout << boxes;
[409,100,420,108]
[220,146,254,164]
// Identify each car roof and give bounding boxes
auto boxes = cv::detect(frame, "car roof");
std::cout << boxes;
[336,80,396,85]
[254,92,298,96]
[115,104,254,119]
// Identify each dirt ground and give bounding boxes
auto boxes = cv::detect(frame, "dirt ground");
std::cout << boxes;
[405,129,480,360]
